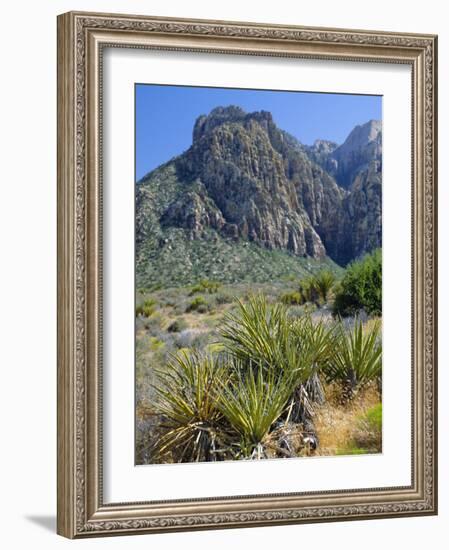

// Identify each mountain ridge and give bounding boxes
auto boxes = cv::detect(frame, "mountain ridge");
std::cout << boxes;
[136,106,382,288]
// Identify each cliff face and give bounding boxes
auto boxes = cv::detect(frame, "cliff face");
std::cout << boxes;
[332,119,382,189]
[305,119,382,263]
[172,107,333,258]
[136,106,382,285]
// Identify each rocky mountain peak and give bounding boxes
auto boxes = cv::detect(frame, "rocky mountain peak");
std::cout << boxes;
[136,106,382,284]
[344,119,381,145]
[192,105,276,144]
[328,119,382,189]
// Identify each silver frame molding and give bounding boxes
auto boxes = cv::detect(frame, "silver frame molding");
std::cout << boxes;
[57,11,438,538]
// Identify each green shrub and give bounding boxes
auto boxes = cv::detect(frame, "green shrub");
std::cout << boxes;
[362,403,382,433]
[186,296,209,313]
[325,319,382,397]
[136,298,156,317]
[313,270,336,302]
[151,350,230,462]
[167,318,189,333]
[291,316,337,368]
[141,311,163,332]
[338,403,382,455]
[333,249,382,317]
[299,276,319,304]
[218,362,296,458]
[220,294,316,384]
[280,291,303,305]
[149,337,165,352]
[215,291,233,305]
[190,279,222,295]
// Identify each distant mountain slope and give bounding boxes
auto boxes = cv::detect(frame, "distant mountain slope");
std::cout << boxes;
[136,106,382,288]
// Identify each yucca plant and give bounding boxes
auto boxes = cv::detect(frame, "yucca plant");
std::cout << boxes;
[312,270,336,302]
[299,276,319,304]
[151,350,230,463]
[220,294,313,384]
[291,316,336,368]
[289,316,337,407]
[220,295,334,435]
[218,362,296,459]
[326,318,382,398]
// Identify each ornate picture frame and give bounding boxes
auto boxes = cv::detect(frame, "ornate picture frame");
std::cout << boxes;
[57,11,437,538]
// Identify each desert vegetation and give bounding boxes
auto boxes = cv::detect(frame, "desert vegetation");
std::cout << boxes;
[135,101,383,465]
[136,252,382,464]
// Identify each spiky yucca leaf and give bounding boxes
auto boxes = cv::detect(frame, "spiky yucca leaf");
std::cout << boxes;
[326,319,382,395]
[288,316,337,407]
[313,270,336,302]
[220,295,285,366]
[218,363,296,458]
[299,276,319,304]
[220,294,313,384]
[151,350,230,462]
[290,316,337,368]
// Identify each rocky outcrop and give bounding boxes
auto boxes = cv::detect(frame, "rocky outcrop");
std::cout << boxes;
[343,160,382,260]
[304,139,339,176]
[307,119,382,190]
[175,108,327,257]
[332,120,382,189]
[161,183,226,237]
[136,106,382,271]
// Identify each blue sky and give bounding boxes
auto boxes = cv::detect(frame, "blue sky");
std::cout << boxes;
[135,84,382,181]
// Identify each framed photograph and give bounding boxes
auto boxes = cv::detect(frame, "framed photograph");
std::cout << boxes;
[57,11,438,538]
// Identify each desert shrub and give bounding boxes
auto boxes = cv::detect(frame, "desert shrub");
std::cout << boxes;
[151,350,231,463]
[280,291,303,305]
[175,329,202,349]
[325,319,382,398]
[291,316,337,369]
[190,279,222,295]
[140,311,163,332]
[299,276,319,304]
[174,329,214,351]
[218,362,296,458]
[312,270,336,302]
[288,316,337,409]
[362,403,382,434]
[333,249,382,317]
[220,294,313,384]
[190,331,215,351]
[186,296,210,313]
[167,318,188,333]
[338,403,382,455]
[149,337,165,352]
[215,291,233,305]
[136,298,157,317]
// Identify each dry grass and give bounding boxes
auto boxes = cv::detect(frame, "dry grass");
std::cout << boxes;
[363,317,382,334]
[314,383,381,456]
